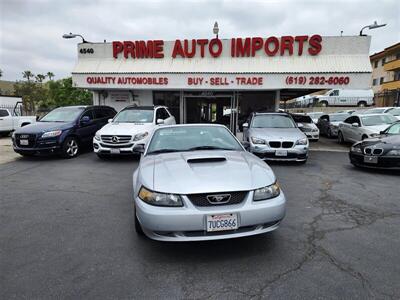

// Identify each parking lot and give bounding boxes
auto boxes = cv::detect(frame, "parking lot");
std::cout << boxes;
[1,142,399,299]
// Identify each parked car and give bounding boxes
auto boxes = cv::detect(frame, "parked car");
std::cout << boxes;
[335,109,356,114]
[12,105,116,158]
[387,107,400,120]
[306,112,324,124]
[0,108,36,137]
[312,89,374,107]
[243,112,308,162]
[338,113,397,144]
[93,105,176,158]
[317,113,349,138]
[349,121,400,169]
[132,124,286,241]
[291,114,319,141]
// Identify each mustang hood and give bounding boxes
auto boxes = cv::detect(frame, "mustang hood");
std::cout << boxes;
[249,128,306,140]
[98,122,154,136]
[139,150,276,194]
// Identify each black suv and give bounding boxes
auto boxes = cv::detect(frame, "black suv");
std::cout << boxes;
[12,105,116,158]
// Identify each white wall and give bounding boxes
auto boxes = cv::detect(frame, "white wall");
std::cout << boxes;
[93,89,153,112]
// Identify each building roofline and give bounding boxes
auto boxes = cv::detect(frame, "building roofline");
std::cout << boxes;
[370,42,400,60]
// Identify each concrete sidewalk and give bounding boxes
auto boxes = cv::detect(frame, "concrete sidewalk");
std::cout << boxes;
[0,137,19,164]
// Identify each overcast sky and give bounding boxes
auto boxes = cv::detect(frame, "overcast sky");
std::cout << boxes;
[0,0,399,81]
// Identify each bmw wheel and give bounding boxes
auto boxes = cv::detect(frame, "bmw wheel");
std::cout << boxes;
[62,137,79,158]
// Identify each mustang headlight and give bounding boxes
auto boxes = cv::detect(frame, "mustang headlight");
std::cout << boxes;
[94,132,101,141]
[251,137,265,144]
[295,137,308,145]
[133,132,149,141]
[138,186,183,207]
[41,130,62,138]
[253,182,280,201]
[351,144,362,153]
[387,149,400,156]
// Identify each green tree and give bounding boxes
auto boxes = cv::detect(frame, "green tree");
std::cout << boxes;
[46,77,92,108]
[46,72,55,80]
[35,74,46,83]
[22,70,34,82]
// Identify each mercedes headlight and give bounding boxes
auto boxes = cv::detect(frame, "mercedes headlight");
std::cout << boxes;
[251,137,265,144]
[94,132,101,141]
[133,132,149,141]
[351,144,362,153]
[295,138,308,145]
[387,149,400,156]
[253,182,280,201]
[138,186,183,207]
[41,130,62,138]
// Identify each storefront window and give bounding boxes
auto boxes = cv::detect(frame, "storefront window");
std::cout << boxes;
[153,91,181,123]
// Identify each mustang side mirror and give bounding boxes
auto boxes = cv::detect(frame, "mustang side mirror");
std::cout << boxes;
[156,119,164,125]
[351,123,359,127]
[242,123,249,128]
[133,144,145,154]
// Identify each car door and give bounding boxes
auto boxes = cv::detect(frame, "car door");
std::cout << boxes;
[340,116,354,141]
[76,109,97,144]
[93,107,115,130]
[317,115,329,135]
[0,109,13,132]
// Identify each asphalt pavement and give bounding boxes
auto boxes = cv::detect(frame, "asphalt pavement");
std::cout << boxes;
[0,151,399,299]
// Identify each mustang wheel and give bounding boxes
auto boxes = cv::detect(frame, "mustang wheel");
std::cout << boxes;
[62,137,79,158]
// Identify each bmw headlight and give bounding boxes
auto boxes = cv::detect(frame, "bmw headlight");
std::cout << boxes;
[133,132,149,141]
[41,130,62,138]
[295,138,308,145]
[251,137,265,144]
[253,182,280,201]
[351,144,362,153]
[387,149,400,156]
[138,186,183,207]
[94,132,101,141]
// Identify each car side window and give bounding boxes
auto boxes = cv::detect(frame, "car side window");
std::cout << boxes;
[80,110,94,121]
[161,108,170,119]
[354,116,361,126]
[156,108,169,120]
[0,109,9,117]
[344,116,354,124]
[106,108,116,118]
[320,115,329,122]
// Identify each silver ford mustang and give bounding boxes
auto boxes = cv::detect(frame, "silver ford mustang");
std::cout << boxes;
[132,124,286,242]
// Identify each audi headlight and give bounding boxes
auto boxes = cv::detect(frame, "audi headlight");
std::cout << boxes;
[41,130,62,138]
[251,137,265,144]
[351,144,362,153]
[295,138,308,145]
[387,149,400,156]
[253,182,280,201]
[133,132,149,141]
[138,186,183,207]
[94,132,101,141]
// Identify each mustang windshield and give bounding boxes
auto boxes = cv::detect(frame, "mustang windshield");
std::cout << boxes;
[147,126,243,154]
[40,107,84,122]
[252,115,296,128]
[362,115,396,126]
[113,109,153,123]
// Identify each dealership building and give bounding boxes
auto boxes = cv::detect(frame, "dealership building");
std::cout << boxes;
[71,35,372,131]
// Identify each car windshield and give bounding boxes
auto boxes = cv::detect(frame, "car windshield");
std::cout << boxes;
[366,108,387,114]
[385,123,400,134]
[388,108,400,116]
[146,126,243,154]
[329,114,348,122]
[361,115,396,126]
[113,109,153,123]
[252,115,296,128]
[40,107,84,122]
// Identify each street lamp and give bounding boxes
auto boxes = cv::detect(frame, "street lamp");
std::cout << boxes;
[62,33,89,43]
[359,21,386,36]
[213,22,219,39]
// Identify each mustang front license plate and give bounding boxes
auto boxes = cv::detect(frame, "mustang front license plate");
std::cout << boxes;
[20,139,29,146]
[364,156,378,164]
[206,213,238,232]
[275,150,288,156]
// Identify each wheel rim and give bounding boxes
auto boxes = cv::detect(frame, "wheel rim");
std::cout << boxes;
[66,139,78,156]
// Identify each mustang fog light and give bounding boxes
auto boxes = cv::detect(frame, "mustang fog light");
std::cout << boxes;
[387,149,400,156]
[253,182,280,201]
[251,137,265,144]
[133,132,149,141]
[138,186,183,207]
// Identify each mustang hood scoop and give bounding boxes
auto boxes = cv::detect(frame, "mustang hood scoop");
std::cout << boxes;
[187,157,227,163]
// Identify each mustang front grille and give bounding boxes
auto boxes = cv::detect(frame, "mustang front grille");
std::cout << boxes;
[187,191,248,207]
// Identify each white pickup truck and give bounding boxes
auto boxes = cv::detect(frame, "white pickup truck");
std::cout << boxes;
[312,89,374,107]
[0,108,37,137]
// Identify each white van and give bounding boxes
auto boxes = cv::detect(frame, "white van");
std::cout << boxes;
[313,89,374,107]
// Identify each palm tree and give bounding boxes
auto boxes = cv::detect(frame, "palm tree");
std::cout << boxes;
[46,72,55,80]
[22,70,34,82]
[36,74,46,83]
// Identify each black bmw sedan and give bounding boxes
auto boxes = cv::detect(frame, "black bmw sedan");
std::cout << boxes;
[349,121,400,169]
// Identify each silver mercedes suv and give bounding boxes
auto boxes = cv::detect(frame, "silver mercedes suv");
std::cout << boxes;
[243,112,309,162]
